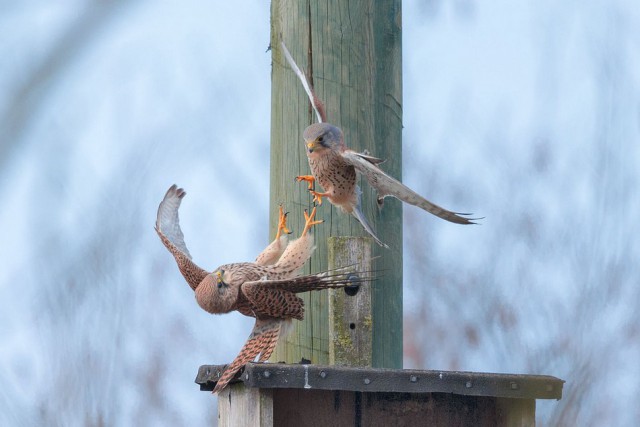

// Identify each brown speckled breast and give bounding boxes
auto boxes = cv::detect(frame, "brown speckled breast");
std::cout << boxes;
[309,150,357,210]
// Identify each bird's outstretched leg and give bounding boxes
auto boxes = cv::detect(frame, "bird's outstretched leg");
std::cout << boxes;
[295,175,315,189]
[255,205,292,266]
[302,207,323,236]
[272,208,320,272]
[275,205,292,240]
[295,175,330,205]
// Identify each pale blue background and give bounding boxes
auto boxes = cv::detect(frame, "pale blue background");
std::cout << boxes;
[1,1,638,425]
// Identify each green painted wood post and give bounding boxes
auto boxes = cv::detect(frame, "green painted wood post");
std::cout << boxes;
[269,0,403,369]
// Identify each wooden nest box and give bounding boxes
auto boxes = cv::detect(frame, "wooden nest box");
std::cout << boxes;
[197,363,563,426]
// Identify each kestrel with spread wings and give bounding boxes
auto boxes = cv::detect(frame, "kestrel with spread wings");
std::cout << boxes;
[155,185,366,393]
[282,43,479,247]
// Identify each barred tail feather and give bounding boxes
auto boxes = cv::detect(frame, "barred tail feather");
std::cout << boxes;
[212,320,282,394]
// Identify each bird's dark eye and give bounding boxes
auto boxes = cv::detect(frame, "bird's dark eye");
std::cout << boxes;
[217,281,223,289]
[318,136,324,142]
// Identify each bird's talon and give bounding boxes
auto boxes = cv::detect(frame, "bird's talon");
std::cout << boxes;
[296,175,316,190]
[302,206,323,236]
[309,190,326,205]
[275,205,292,239]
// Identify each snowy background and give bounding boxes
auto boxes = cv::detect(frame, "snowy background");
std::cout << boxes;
[1,1,639,426]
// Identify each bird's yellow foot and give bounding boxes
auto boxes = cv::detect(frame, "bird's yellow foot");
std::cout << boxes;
[302,207,323,236]
[295,175,316,190]
[275,205,292,240]
[309,190,329,206]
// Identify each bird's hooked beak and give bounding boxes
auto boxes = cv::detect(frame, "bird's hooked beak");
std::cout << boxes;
[306,140,316,153]
[306,136,328,153]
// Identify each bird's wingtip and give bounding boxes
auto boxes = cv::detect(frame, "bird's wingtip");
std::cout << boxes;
[454,212,484,225]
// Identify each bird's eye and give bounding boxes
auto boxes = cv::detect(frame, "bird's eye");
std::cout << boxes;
[216,270,225,289]
[318,136,324,142]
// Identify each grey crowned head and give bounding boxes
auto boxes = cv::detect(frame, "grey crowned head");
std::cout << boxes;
[303,123,344,153]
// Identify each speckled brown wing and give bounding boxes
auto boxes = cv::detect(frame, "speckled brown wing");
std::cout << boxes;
[259,269,369,293]
[241,282,304,320]
[156,185,208,290]
[212,318,282,394]
[340,151,480,225]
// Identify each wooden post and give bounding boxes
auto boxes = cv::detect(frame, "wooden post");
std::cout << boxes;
[218,384,273,427]
[327,237,373,367]
[269,0,403,369]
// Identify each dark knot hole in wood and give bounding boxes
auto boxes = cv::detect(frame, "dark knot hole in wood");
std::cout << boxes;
[344,273,360,296]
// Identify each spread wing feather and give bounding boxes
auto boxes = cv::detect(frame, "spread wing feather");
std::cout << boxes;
[155,185,208,290]
[281,41,326,123]
[340,151,480,225]
[242,283,304,320]
[243,270,369,294]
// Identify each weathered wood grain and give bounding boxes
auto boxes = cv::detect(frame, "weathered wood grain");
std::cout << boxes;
[269,0,403,369]
[218,383,273,427]
[328,236,373,366]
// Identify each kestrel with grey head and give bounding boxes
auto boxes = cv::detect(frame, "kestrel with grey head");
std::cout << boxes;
[281,42,479,247]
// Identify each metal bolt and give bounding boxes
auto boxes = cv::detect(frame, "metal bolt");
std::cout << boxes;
[465,381,472,388]
[510,382,518,390]
[364,378,371,385]
[206,368,211,376]
[263,370,271,379]
[320,371,327,379]
[410,375,418,383]
[244,373,249,380]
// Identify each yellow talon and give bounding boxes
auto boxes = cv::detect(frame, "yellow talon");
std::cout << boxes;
[295,175,316,190]
[309,190,329,206]
[302,207,323,236]
[275,205,292,239]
